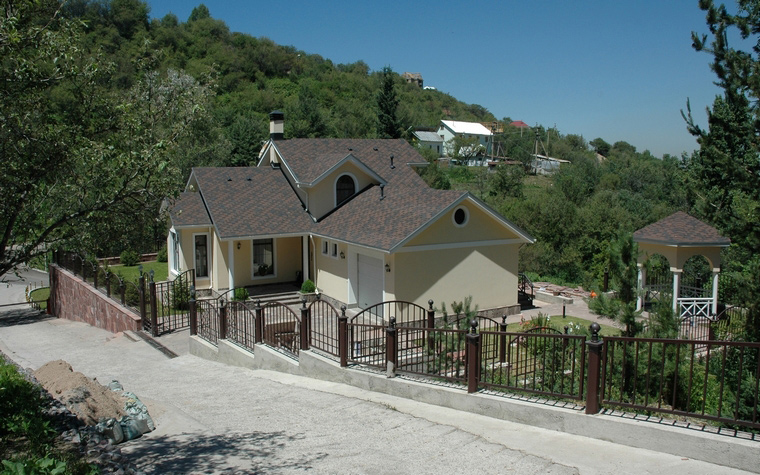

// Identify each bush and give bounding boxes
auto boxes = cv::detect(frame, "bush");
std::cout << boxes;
[119,250,140,267]
[156,245,168,263]
[233,287,249,301]
[300,279,316,293]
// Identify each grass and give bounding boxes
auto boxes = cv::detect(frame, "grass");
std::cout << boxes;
[505,315,620,336]
[109,260,168,283]
[27,287,50,311]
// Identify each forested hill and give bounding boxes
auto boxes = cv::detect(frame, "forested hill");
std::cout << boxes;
[62,0,494,165]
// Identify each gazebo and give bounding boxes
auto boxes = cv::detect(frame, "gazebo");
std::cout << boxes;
[633,212,731,319]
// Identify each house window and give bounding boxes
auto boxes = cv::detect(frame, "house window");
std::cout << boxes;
[322,240,329,255]
[452,206,469,227]
[170,230,180,273]
[194,234,209,278]
[336,174,356,206]
[253,239,274,277]
[332,243,338,258]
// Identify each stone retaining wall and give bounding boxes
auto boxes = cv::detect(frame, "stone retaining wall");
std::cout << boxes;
[49,265,141,333]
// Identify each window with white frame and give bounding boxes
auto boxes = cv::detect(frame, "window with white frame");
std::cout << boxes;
[322,239,329,255]
[194,234,209,278]
[253,239,274,277]
[331,242,338,258]
[170,230,180,273]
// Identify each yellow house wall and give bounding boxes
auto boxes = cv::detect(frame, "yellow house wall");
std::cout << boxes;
[212,229,228,291]
[173,226,216,290]
[228,236,303,287]
[306,162,375,219]
[314,237,349,302]
[405,203,520,247]
[394,243,520,310]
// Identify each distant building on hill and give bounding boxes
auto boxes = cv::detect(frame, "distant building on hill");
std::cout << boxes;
[402,72,423,88]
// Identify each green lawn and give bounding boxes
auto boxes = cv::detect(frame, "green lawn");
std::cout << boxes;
[110,260,168,283]
[505,315,620,336]
[28,287,50,310]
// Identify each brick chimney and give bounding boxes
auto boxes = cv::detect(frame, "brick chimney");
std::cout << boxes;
[269,110,284,141]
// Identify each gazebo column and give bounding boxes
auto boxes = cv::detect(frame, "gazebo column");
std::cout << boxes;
[671,268,682,316]
[712,270,720,315]
[636,263,646,311]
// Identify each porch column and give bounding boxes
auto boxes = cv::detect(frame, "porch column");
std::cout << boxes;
[671,268,682,315]
[228,241,235,291]
[302,236,310,282]
[712,270,720,315]
[636,263,645,311]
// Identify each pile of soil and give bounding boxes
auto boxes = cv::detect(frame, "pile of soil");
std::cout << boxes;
[33,360,125,426]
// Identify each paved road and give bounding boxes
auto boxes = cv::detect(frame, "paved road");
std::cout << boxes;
[0,271,750,474]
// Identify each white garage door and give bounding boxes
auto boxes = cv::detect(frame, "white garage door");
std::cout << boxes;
[357,254,383,310]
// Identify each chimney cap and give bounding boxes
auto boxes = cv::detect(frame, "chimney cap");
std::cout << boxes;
[269,110,284,120]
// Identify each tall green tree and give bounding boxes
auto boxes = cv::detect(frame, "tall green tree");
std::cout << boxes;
[683,0,760,340]
[0,0,210,277]
[376,66,401,139]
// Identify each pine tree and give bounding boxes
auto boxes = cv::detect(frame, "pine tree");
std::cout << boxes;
[377,66,401,139]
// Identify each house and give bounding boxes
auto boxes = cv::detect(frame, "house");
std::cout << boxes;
[530,154,570,175]
[168,111,534,316]
[412,130,445,156]
[401,72,423,88]
[437,120,493,158]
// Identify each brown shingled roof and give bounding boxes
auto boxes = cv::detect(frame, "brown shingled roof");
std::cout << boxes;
[192,167,314,240]
[633,212,730,247]
[169,191,211,228]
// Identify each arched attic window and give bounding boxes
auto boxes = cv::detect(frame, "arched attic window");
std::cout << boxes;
[336,174,356,206]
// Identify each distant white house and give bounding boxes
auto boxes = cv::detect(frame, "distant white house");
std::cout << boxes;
[413,131,445,156]
[437,120,493,157]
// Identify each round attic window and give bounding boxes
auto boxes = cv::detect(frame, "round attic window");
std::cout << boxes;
[453,206,469,227]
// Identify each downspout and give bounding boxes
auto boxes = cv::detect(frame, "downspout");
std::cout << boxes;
[309,234,317,291]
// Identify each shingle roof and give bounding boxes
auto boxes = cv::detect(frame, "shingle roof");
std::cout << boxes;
[169,192,211,227]
[413,131,444,142]
[192,167,314,240]
[633,212,731,247]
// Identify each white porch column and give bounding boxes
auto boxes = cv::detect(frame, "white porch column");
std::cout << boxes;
[228,241,235,291]
[712,270,720,315]
[302,236,310,282]
[636,263,645,311]
[672,268,682,315]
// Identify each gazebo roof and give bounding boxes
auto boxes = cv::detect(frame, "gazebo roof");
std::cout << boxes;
[633,212,731,247]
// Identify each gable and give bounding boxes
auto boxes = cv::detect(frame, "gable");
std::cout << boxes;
[306,159,379,219]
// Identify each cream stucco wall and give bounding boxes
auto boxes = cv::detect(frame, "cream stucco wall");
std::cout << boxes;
[394,243,519,311]
[405,203,521,247]
[226,236,303,288]
[306,161,376,219]
[171,226,215,290]
[314,237,349,302]
[638,243,724,271]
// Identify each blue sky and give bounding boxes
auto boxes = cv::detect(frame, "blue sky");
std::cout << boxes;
[146,1,724,157]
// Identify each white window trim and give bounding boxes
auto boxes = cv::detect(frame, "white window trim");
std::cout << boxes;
[321,239,329,256]
[170,229,180,275]
[452,205,469,228]
[251,238,277,280]
[193,232,211,280]
[334,172,358,207]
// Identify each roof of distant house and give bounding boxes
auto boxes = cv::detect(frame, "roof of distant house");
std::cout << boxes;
[510,120,530,128]
[633,212,731,247]
[440,120,493,136]
[413,131,444,142]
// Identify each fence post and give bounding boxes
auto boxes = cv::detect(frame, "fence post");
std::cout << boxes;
[467,319,480,393]
[189,287,197,336]
[138,275,146,323]
[254,300,263,344]
[120,281,126,306]
[300,298,310,351]
[149,278,158,337]
[93,264,99,288]
[426,299,435,351]
[386,317,398,377]
[338,305,348,367]
[219,300,227,340]
[585,322,603,414]
[499,315,507,364]
[105,271,111,297]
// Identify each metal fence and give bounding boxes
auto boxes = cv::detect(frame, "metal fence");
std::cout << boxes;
[261,301,300,357]
[601,336,760,430]
[196,298,220,345]
[226,300,257,352]
[308,299,342,358]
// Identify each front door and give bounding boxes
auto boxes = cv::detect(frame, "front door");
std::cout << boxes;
[357,254,383,310]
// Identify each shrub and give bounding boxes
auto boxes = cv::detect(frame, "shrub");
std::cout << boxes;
[300,279,316,293]
[156,245,168,263]
[120,250,140,267]
[233,287,249,301]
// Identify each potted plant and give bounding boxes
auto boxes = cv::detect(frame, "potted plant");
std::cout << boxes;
[299,279,318,303]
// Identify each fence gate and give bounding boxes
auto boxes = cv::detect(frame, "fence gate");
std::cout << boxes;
[308,300,342,358]
[146,269,195,336]
[261,302,301,358]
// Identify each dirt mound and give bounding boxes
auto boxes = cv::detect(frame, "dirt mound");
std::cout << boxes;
[34,360,125,425]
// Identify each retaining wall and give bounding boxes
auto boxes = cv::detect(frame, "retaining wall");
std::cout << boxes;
[50,265,141,333]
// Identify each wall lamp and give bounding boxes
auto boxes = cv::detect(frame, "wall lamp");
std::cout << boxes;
[385,264,391,273]
[340,251,345,259]
[237,242,241,250]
